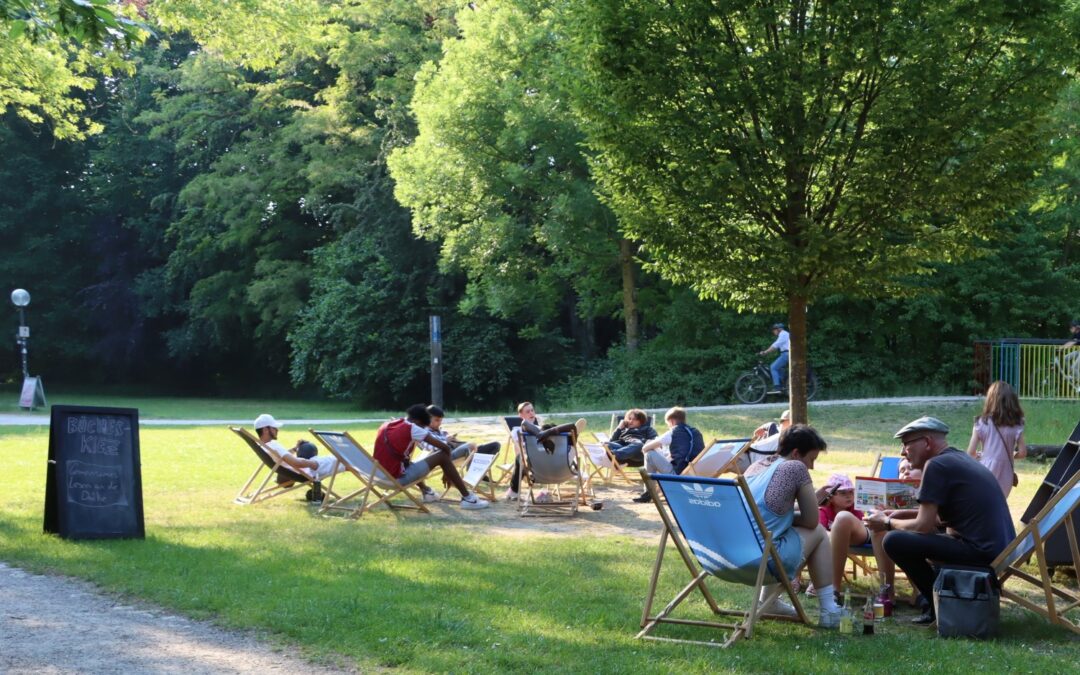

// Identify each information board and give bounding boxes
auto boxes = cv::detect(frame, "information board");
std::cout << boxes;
[44,405,144,540]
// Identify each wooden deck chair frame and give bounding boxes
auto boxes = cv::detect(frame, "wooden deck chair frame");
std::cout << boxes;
[231,426,331,505]
[683,438,753,478]
[580,431,641,488]
[637,470,809,647]
[438,447,499,502]
[490,416,525,488]
[992,470,1080,634]
[518,432,586,517]
[309,429,430,519]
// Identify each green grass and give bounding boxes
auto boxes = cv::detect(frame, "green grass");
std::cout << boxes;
[1,404,1078,672]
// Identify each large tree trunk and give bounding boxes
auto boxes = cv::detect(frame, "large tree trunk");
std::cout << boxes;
[619,237,640,352]
[787,294,809,424]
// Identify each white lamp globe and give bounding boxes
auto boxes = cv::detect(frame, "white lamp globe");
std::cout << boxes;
[11,289,30,307]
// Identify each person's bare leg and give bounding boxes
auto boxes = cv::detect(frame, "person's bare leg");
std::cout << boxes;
[871,530,895,600]
[795,524,833,589]
[420,450,470,497]
[829,511,869,591]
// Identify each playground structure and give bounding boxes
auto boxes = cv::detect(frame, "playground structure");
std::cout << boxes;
[975,339,1080,400]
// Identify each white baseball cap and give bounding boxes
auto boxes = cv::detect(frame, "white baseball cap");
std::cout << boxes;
[254,413,282,430]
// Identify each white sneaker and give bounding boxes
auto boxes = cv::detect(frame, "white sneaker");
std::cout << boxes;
[504,488,519,502]
[759,596,798,617]
[819,608,842,629]
[421,489,439,504]
[460,494,490,510]
[574,418,588,438]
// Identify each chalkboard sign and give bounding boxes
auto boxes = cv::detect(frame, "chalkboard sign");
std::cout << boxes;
[44,405,144,540]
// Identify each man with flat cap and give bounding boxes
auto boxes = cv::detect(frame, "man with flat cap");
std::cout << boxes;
[864,416,1015,625]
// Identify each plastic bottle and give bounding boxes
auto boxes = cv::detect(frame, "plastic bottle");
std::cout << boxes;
[839,587,853,634]
[879,583,894,617]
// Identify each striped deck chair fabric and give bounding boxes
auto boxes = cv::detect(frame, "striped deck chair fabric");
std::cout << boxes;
[993,471,1080,634]
[638,472,808,647]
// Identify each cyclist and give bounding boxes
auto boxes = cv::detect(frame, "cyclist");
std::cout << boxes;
[1062,318,1080,379]
[758,322,790,395]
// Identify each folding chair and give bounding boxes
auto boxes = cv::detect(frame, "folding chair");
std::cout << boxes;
[519,432,585,517]
[438,448,498,502]
[868,453,902,479]
[683,438,753,477]
[491,416,525,488]
[581,432,641,488]
[231,426,335,505]
[309,429,430,519]
[638,471,810,647]
[992,470,1080,634]
[608,412,655,434]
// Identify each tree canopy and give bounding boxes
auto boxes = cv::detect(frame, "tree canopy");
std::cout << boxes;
[566,0,1080,420]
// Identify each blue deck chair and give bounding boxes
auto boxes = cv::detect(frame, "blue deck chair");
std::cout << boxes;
[519,432,584,516]
[992,470,1080,634]
[638,472,809,647]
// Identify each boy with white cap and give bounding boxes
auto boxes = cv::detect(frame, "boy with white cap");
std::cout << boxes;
[255,413,339,487]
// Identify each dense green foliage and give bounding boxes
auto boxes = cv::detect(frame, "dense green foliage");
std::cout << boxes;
[3,1,1080,408]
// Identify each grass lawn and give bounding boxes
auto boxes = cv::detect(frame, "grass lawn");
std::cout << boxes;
[0,401,1078,673]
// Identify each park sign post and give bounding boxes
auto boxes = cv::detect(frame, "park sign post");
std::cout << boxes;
[44,405,145,540]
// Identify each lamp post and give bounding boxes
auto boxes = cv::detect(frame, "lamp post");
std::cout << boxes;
[11,288,29,379]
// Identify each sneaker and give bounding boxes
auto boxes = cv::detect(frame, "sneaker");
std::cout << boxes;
[759,596,798,617]
[421,488,439,504]
[632,491,653,503]
[911,610,936,626]
[766,388,783,395]
[805,583,816,598]
[574,417,588,438]
[504,488,519,502]
[460,494,490,510]
[819,608,842,629]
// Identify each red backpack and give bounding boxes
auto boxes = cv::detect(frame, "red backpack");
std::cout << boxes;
[373,418,415,478]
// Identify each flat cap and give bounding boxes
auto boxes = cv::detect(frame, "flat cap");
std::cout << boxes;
[894,416,949,438]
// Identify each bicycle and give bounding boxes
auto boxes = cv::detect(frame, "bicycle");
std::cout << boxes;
[734,361,818,404]
[1024,350,1080,399]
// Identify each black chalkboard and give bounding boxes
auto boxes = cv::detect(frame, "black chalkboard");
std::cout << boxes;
[44,405,144,540]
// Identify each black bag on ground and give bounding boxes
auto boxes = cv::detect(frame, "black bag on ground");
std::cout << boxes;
[933,565,1000,639]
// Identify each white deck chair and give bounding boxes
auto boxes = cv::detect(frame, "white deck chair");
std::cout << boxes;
[310,429,429,519]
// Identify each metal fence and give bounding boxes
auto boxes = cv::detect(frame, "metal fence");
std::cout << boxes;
[974,339,1080,400]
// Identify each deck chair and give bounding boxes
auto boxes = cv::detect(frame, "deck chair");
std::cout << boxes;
[519,432,585,517]
[438,448,498,502]
[683,438,753,477]
[231,426,334,505]
[868,453,902,479]
[581,432,641,487]
[638,471,810,647]
[490,416,525,488]
[309,429,430,519]
[992,470,1080,634]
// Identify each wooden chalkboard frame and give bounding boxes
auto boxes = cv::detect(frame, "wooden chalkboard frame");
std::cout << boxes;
[44,405,145,540]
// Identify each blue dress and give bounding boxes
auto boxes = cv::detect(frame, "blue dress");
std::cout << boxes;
[745,458,803,578]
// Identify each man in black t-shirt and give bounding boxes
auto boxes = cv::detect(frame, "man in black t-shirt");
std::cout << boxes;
[865,416,1016,625]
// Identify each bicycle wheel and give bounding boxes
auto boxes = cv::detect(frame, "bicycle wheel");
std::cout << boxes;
[735,372,768,404]
[806,371,819,401]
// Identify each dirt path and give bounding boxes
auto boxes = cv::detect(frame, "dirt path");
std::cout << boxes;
[0,562,359,674]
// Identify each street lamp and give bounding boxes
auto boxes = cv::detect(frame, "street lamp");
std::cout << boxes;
[11,288,30,379]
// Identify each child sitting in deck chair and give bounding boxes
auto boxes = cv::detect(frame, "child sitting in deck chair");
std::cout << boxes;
[375,404,490,510]
[634,407,705,503]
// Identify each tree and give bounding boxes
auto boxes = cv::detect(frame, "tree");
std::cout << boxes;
[388,1,641,351]
[1,1,147,138]
[566,0,1080,421]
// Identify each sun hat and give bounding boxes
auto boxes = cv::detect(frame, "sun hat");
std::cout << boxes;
[893,416,949,439]
[824,473,854,492]
[254,413,282,430]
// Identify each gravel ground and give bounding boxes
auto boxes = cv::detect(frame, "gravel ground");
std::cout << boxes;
[0,562,357,675]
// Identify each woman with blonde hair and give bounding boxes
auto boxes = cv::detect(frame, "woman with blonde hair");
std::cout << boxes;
[967,380,1027,497]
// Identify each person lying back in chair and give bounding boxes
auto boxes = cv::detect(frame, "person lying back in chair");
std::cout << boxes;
[374,404,490,510]
[604,408,658,467]
[255,413,337,499]
[505,402,586,501]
